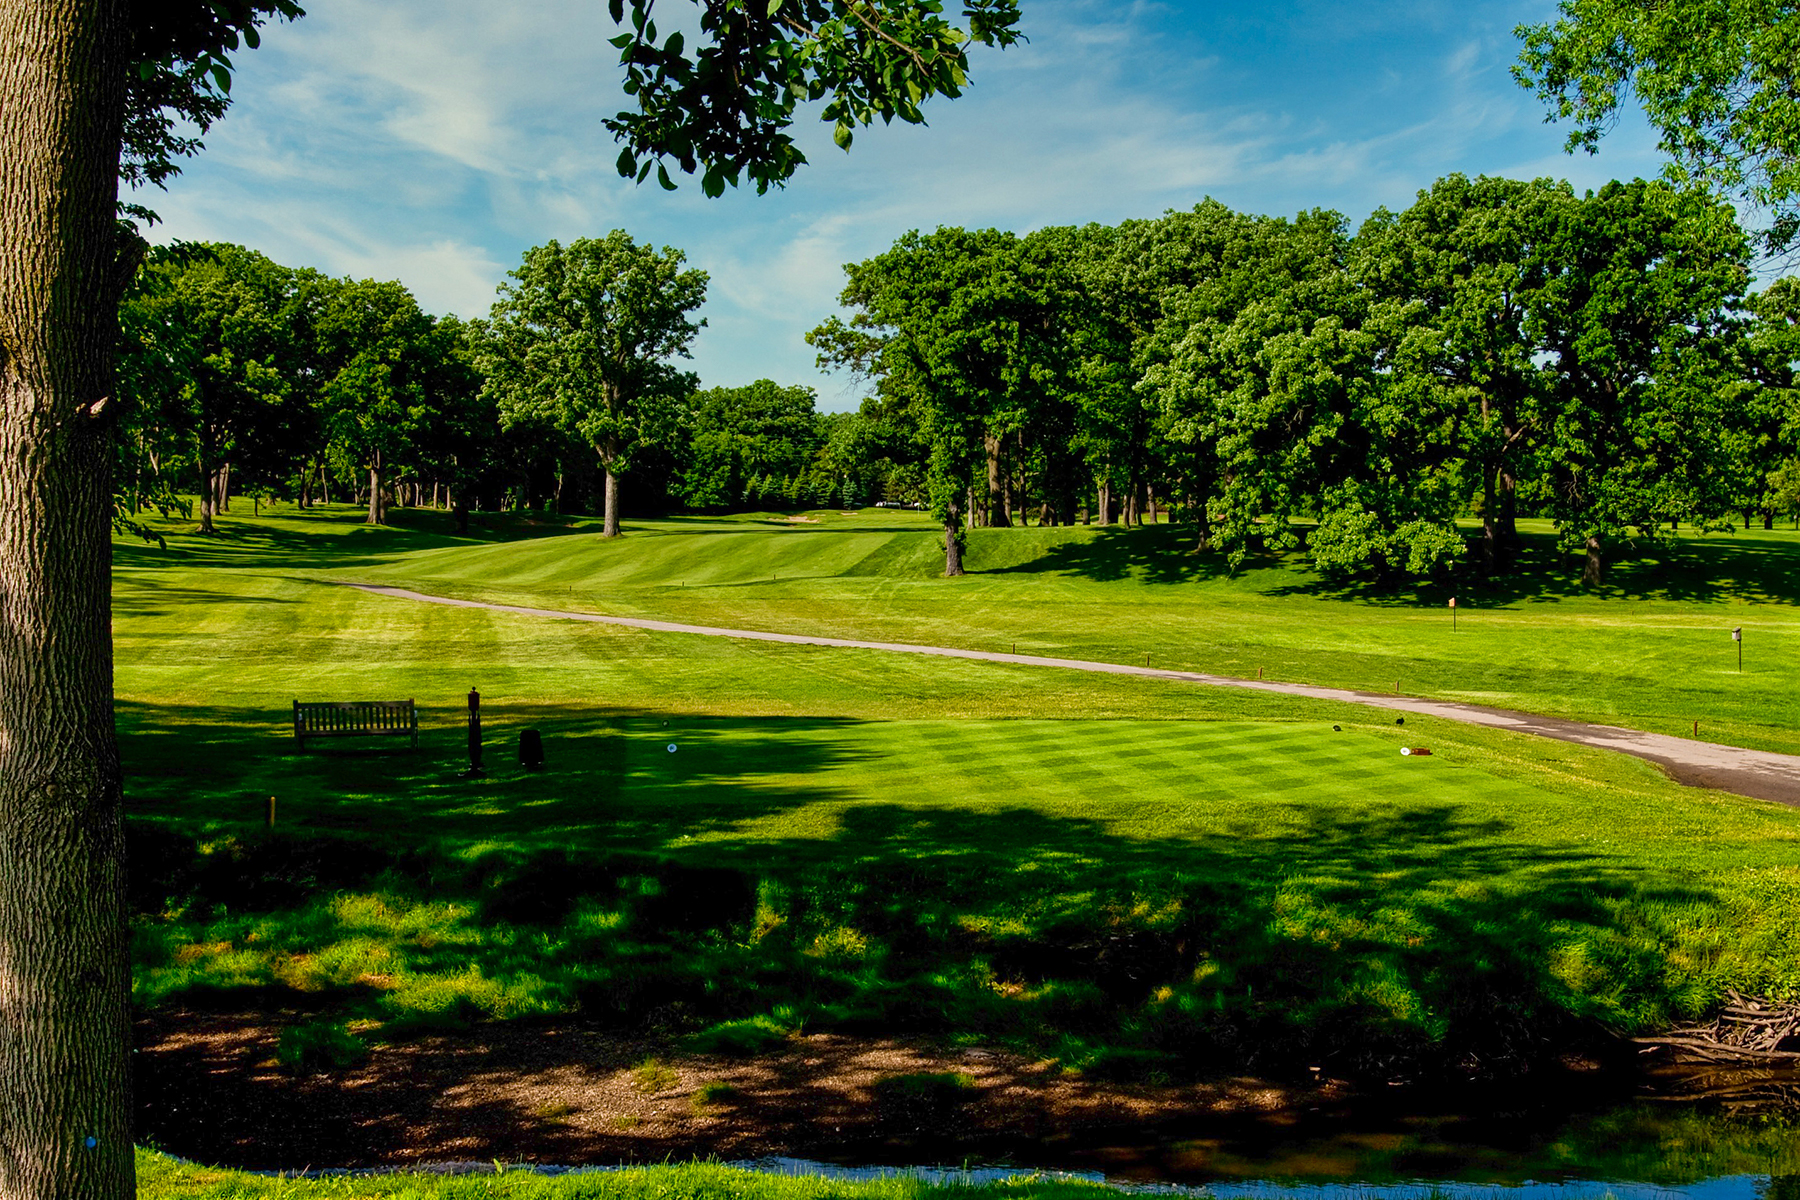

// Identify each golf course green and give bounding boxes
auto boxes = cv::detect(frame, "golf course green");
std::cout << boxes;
[117,504,1800,1087]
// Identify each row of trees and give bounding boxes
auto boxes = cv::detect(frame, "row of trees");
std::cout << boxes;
[120,175,1800,589]
[816,176,1800,584]
[116,238,881,537]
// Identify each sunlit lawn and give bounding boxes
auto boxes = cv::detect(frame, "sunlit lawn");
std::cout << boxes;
[118,502,1800,755]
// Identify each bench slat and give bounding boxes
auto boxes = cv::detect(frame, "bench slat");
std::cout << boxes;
[293,699,418,750]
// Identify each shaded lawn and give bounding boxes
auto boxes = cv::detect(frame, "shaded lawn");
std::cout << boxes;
[122,699,1800,1081]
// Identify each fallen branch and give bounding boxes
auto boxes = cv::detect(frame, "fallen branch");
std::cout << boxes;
[1633,990,1800,1062]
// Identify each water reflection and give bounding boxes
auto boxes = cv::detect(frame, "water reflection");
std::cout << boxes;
[795,1070,1800,1198]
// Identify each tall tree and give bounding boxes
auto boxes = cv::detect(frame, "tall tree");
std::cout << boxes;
[1353,175,1573,572]
[1515,0,1800,250]
[118,243,298,532]
[482,234,707,538]
[1146,209,1357,569]
[1059,201,1273,530]
[1,7,136,1200]
[811,227,1050,574]
[313,276,440,525]
[1532,179,1752,585]
[2,3,1023,1196]
[676,379,821,510]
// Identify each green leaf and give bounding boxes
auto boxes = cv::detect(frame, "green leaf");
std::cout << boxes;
[211,64,232,94]
[609,32,634,48]
[657,164,678,191]
[664,30,684,56]
[616,147,637,177]
[833,121,854,150]
[766,0,783,13]
[609,0,625,21]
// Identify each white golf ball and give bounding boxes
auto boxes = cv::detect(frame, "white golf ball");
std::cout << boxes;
[1400,747,1412,756]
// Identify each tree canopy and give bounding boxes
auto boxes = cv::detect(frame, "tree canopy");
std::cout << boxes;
[606,0,1025,195]
[1515,0,1800,249]
[480,234,708,538]
[112,176,1783,594]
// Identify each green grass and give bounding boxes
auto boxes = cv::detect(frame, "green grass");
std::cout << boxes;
[315,505,1800,757]
[134,1153,1118,1200]
[111,503,1800,1083]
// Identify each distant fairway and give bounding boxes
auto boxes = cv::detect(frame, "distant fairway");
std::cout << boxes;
[113,504,1800,1082]
[312,507,1800,756]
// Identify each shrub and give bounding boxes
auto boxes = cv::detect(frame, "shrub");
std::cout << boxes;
[633,1056,679,1093]
[691,1081,741,1112]
[685,1014,791,1057]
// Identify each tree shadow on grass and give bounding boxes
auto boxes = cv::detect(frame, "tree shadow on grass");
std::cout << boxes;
[120,700,1721,1104]
[980,521,1800,609]
[981,525,1273,585]
[1260,527,1800,609]
[113,506,606,574]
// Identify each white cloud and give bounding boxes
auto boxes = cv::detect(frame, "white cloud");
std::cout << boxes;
[143,0,1692,407]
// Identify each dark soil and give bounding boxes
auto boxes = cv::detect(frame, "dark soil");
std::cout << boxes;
[133,1010,1349,1172]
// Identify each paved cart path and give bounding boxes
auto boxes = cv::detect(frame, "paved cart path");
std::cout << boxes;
[351,583,1800,808]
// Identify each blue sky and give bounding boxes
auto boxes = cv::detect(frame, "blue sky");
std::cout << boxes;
[140,0,1667,410]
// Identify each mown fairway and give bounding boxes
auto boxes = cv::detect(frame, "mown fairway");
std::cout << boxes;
[116,504,1800,1082]
[332,508,1800,755]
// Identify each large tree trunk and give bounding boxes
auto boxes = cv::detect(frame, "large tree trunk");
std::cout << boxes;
[195,421,217,534]
[1498,469,1519,547]
[943,499,965,576]
[366,451,384,525]
[1583,535,1603,587]
[0,2,136,1199]
[602,467,621,537]
[983,433,1006,526]
[1481,464,1499,573]
[215,459,229,512]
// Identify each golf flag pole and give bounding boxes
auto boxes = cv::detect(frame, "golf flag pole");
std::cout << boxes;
[1734,627,1742,672]
[1450,596,1456,631]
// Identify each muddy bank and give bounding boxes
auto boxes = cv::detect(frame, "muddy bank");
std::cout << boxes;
[134,1011,1774,1179]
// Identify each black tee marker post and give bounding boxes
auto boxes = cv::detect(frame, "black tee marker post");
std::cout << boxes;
[463,688,486,777]
[1733,627,1742,672]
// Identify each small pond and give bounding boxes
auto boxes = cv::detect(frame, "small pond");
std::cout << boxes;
[773,1066,1800,1200]
[258,1065,1800,1199]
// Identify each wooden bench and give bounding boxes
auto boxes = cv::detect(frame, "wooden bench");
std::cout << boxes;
[293,699,418,750]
